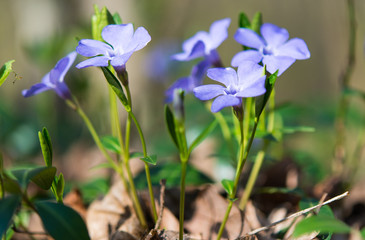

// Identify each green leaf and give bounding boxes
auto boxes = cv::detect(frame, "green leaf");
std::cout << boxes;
[360,227,365,239]
[12,166,56,190]
[239,12,251,28]
[250,12,262,34]
[0,60,15,87]
[0,153,3,173]
[56,173,64,202]
[281,126,315,134]
[140,155,157,165]
[134,162,213,189]
[100,67,130,110]
[293,216,351,238]
[35,201,90,240]
[90,162,114,170]
[38,128,53,167]
[299,199,335,218]
[101,135,121,154]
[113,13,122,24]
[79,178,109,204]
[2,174,22,194]
[130,152,143,158]
[0,195,21,237]
[188,119,217,155]
[92,5,114,41]
[221,179,234,196]
[255,70,278,119]
[164,105,179,149]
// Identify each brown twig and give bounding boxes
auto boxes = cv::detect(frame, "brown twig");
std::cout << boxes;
[12,226,49,236]
[236,191,349,239]
[154,179,166,230]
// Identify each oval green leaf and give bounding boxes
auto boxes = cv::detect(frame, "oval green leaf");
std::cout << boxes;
[0,60,15,87]
[35,201,90,240]
[0,195,21,236]
[140,155,157,165]
[221,179,234,197]
[38,128,53,167]
[293,215,351,238]
[101,135,121,154]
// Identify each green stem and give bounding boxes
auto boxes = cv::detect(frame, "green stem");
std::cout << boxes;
[243,97,253,150]
[179,160,188,240]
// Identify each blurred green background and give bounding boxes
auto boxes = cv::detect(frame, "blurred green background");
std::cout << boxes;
[0,0,365,185]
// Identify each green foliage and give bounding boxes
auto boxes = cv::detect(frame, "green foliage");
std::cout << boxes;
[101,135,121,154]
[141,155,158,165]
[165,105,179,149]
[78,177,109,204]
[0,60,15,87]
[134,162,213,189]
[188,119,217,155]
[35,201,90,240]
[293,215,351,238]
[38,128,53,167]
[221,179,234,196]
[255,70,278,119]
[92,5,116,41]
[11,166,56,190]
[0,195,21,237]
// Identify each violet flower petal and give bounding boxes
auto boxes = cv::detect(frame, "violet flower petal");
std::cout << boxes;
[76,56,110,69]
[231,50,263,67]
[173,40,206,61]
[262,55,296,76]
[102,24,134,51]
[276,38,310,59]
[22,82,51,97]
[50,51,77,83]
[236,75,266,97]
[211,95,241,113]
[110,52,135,67]
[128,27,152,52]
[234,28,265,49]
[207,67,237,87]
[208,18,231,49]
[261,23,289,48]
[237,61,265,89]
[76,39,113,57]
[193,84,226,101]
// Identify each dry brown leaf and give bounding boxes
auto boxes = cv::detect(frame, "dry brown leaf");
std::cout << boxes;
[86,180,144,240]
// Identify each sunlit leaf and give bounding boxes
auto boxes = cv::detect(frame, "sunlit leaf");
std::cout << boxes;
[0,195,21,237]
[101,135,121,154]
[0,60,15,87]
[56,173,65,202]
[35,201,90,240]
[255,70,278,119]
[165,105,179,149]
[140,155,157,165]
[221,179,234,196]
[293,216,351,238]
[38,128,53,167]
[250,12,262,34]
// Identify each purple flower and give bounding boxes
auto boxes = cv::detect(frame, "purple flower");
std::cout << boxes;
[76,24,151,71]
[172,18,231,64]
[165,59,210,103]
[22,51,77,100]
[193,61,266,113]
[231,23,310,76]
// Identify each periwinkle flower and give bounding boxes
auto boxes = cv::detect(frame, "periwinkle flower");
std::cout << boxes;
[172,18,231,65]
[165,59,210,103]
[22,51,77,100]
[193,61,266,113]
[76,24,151,72]
[231,23,310,76]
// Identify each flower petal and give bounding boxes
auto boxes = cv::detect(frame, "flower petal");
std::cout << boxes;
[54,82,71,99]
[262,55,296,76]
[127,26,151,52]
[165,77,192,103]
[110,52,135,67]
[22,82,51,97]
[172,40,206,61]
[211,95,241,112]
[50,51,77,83]
[207,67,237,87]
[236,75,266,97]
[234,28,265,49]
[261,23,289,48]
[102,24,134,50]
[193,84,226,101]
[76,39,112,57]
[231,50,263,67]
[276,38,310,59]
[237,61,265,89]
[76,56,110,69]
[209,18,231,49]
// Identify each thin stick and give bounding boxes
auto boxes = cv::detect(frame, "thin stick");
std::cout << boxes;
[154,179,167,230]
[238,191,349,238]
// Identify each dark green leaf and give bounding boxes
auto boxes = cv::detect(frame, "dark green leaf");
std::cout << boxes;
[239,12,251,28]
[299,199,335,218]
[0,153,3,173]
[35,201,90,240]
[140,155,157,165]
[0,60,15,87]
[100,67,130,110]
[250,12,262,34]
[134,162,213,189]
[79,178,109,204]
[164,105,179,149]
[12,167,56,190]
[221,179,234,196]
[38,128,53,167]
[0,195,21,236]
[188,119,217,155]
[130,152,143,158]
[360,227,365,239]
[113,13,122,24]
[56,173,64,202]
[101,135,121,154]
[293,216,351,238]
[2,174,22,194]
[255,70,278,119]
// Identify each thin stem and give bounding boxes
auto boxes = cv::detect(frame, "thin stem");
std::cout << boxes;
[216,200,234,240]
[179,160,188,240]
[243,97,253,150]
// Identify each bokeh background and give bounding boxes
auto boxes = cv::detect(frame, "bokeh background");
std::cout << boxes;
[0,0,365,187]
